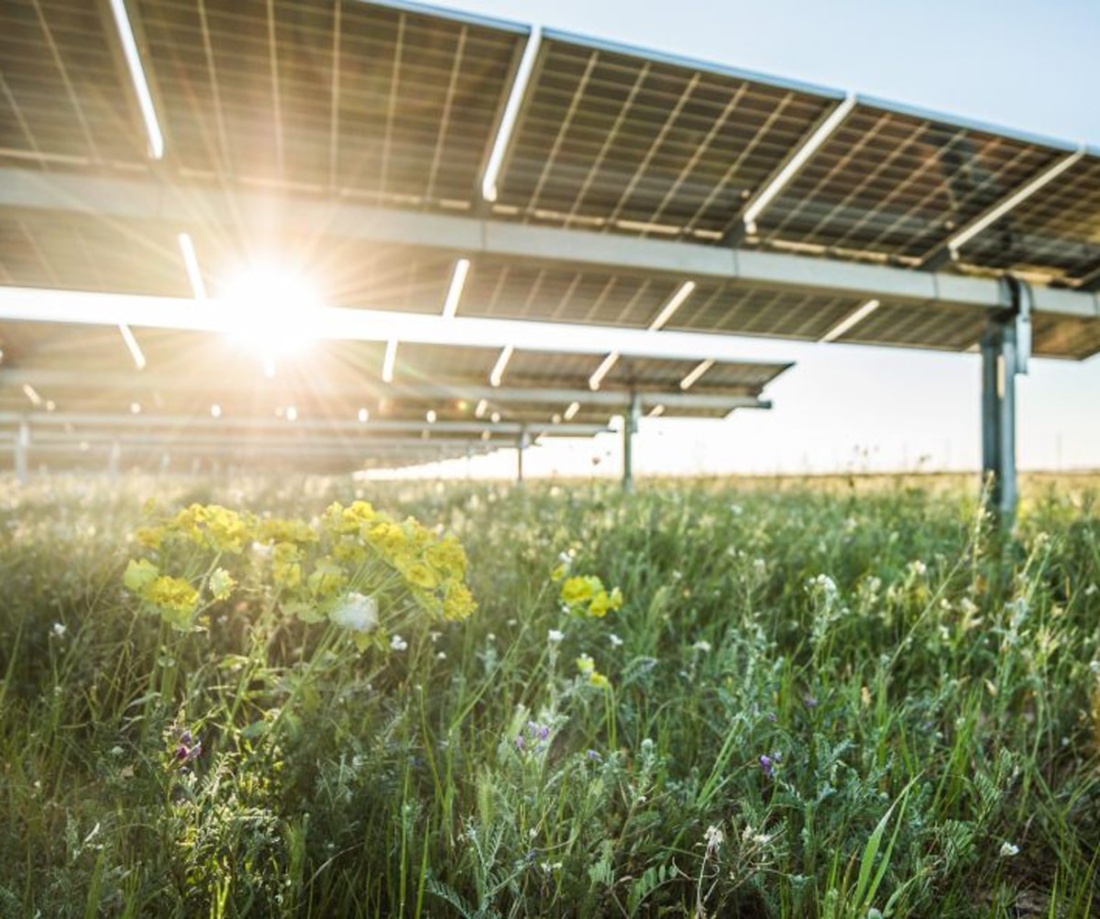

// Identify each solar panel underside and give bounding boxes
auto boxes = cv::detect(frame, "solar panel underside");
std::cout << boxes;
[495,34,839,240]
[134,0,523,205]
[956,152,1100,287]
[749,102,1067,264]
[0,323,784,422]
[0,0,1096,369]
[0,0,146,164]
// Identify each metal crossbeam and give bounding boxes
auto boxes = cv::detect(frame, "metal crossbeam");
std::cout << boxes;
[0,411,608,438]
[0,369,771,411]
[3,167,1097,318]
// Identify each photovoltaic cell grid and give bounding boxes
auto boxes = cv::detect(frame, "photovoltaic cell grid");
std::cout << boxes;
[0,0,1096,361]
[0,0,146,165]
[494,34,839,240]
[750,102,1067,264]
[956,152,1100,286]
[133,0,524,204]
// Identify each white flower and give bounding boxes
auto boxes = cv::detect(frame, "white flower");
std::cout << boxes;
[51,622,67,638]
[609,633,624,648]
[436,651,447,661]
[809,573,838,597]
[692,640,712,653]
[330,592,378,633]
[909,560,927,577]
[390,634,408,652]
[704,824,724,853]
[999,841,1020,858]
[548,629,564,644]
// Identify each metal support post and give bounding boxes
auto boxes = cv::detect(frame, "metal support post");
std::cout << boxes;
[15,421,29,484]
[516,425,529,485]
[981,277,1031,527]
[623,390,641,493]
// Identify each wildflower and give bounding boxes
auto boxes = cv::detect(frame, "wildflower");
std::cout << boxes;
[51,622,67,638]
[443,581,477,621]
[692,639,712,653]
[999,841,1020,858]
[704,824,724,854]
[561,576,597,607]
[609,633,623,648]
[809,573,838,597]
[759,754,777,779]
[548,629,564,644]
[175,730,202,763]
[144,576,200,629]
[514,734,526,752]
[551,551,574,582]
[436,651,447,661]
[208,567,235,601]
[576,654,595,675]
[527,721,551,743]
[588,587,623,619]
[331,592,379,633]
[588,672,611,690]
[909,560,928,577]
[390,634,408,652]
[586,749,602,762]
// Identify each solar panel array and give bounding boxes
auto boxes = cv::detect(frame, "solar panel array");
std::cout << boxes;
[0,319,787,472]
[0,0,1097,471]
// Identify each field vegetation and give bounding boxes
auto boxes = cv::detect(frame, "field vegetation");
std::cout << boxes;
[1,473,1099,917]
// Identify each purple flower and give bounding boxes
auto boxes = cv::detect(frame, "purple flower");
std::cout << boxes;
[586,749,602,762]
[759,754,775,779]
[515,734,526,752]
[528,721,550,743]
[176,737,202,762]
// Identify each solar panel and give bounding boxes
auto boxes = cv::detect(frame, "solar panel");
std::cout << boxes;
[0,0,146,165]
[135,0,525,204]
[748,100,1070,264]
[493,32,840,241]
[953,151,1100,287]
[0,0,1096,442]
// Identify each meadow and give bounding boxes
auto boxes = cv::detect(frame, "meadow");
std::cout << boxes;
[1,472,1098,918]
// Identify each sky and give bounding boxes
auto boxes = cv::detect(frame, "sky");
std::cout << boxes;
[392,0,1100,479]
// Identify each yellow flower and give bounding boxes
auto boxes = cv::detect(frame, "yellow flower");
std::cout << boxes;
[256,517,317,546]
[307,557,348,599]
[588,672,611,691]
[576,653,595,675]
[588,587,624,619]
[404,562,439,591]
[443,581,477,621]
[202,505,250,555]
[209,568,235,601]
[144,576,200,629]
[134,526,162,551]
[427,537,467,579]
[272,542,303,590]
[367,521,407,559]
[561,576,600,607]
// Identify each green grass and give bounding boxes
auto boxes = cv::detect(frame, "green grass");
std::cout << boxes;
[1,474,1099,917]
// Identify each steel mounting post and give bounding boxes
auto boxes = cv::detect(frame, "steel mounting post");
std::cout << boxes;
[981,276,1032,527]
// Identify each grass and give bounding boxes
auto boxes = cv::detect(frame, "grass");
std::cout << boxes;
[1,473,1099,917]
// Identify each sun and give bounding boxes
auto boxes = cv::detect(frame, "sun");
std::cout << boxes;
[220,262,321,376]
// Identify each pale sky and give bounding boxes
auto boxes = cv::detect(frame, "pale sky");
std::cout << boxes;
[390,0,1100,479]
